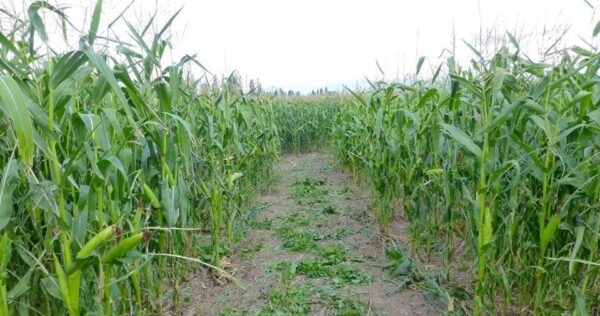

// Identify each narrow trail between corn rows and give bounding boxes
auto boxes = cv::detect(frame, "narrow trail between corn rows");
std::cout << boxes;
[180,152,439,315]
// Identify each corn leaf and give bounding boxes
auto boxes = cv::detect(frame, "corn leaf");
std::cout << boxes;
[0,76,35,166]
[0,159,18,231]
[541,214,560,253]
[88,0,103,45]
[441,123,482,159]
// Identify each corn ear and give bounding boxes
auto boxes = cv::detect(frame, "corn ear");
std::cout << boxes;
[66,257,91,276]
[102,231,150,264]
[142,183,161,208]
[227,172,243,187]
[54,256,74,315]
[76,226,116,259]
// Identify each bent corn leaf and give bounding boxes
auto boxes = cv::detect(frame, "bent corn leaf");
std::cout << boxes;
[0,76,35,167]
[441,123,482,159]
[0,159,18,231]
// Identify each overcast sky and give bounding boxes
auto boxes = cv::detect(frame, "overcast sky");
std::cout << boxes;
[3,0,599,92]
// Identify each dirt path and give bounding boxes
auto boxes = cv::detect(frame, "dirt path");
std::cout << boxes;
[179,152,440,315]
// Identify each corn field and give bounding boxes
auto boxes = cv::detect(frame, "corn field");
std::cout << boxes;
[333,45,599,313]
[273,96,339,152]
[0,1,599,315]
[0,2,279,314]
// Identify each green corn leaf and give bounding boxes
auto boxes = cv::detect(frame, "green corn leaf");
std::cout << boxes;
[491,67,505,100]
[117,45,143,59]
[161,179,178,227]
[0,159,18,231]
[509,133,546,175]
[98,156,127,179]
[541,214,560,254]
[450,74,484,100]
[529,115,549,137]
[88,0,103,45]
[573,286,588,316]
[431,63,443,83]
[41,277,62,300]
[154,81,172,112]
[27,1,66,42]
[507,32,520,51]
[50,51,88,89]
[7,270,33,300]
[572,46,595,58]
[156,6,183,39]
[0,234,9,315]
[83,49,138,132]
[0,33,20,56]
[569,226,585,275]
[569,91,592,105]
[416,88,438,108]
[0,76,35,167]
[462,39,483,60]
[587,108,600,125]
[0,233,10,272]
[532,76,550,100]
[546,257,600,267]
[487,100,524,131]
[28,2,49,41]
[416,56,425,76]
[441,123,482,159]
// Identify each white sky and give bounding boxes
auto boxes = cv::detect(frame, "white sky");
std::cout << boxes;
[2,0,599,92]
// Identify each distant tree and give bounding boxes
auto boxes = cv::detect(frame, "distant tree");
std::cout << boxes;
[249,79,256,93]
[273,89,279,96]
[212,74,219,90]
[231,73,243,92]
[200,83,209,93]
[296,91,300,96]
[324,87,329,94]
[279,88,285,96]
[319,88,323,95]
[256,79,263,94]
[288,90,294,96]
[311,90,315,95]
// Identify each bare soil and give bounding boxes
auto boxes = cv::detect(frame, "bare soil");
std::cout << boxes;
[175,152,442,315]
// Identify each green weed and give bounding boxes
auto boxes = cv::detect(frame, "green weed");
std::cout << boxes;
[292,178,329,206]
[259,284,364,315]
[276,227,326,252]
